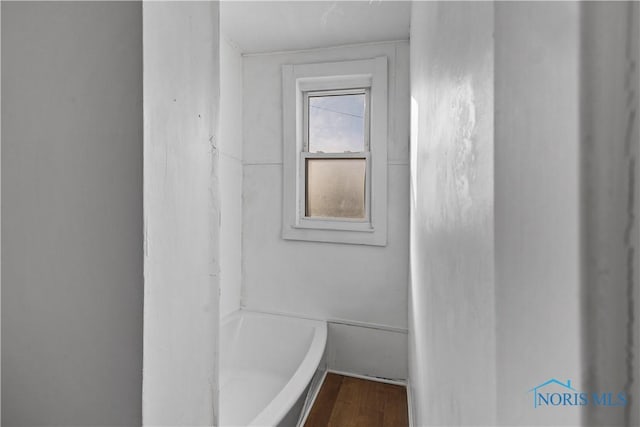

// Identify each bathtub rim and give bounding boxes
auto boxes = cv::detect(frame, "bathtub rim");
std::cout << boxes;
[220,309,328,427]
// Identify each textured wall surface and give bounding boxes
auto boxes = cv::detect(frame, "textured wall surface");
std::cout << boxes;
[2,2,143,425]
[495,3,583,425]
[220,37,243,318]
[409,2,639,426]
[142,2,220,425]
[409,2,496,425]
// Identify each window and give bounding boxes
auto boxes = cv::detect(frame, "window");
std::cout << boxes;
[282,57,388,245]
[304,90,369,221]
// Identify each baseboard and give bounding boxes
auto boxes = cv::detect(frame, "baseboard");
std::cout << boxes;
[327,368,407,386]
[326,322,407,381]
[241,307,407,333]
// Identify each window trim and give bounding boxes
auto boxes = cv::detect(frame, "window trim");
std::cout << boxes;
[282,57,388,246]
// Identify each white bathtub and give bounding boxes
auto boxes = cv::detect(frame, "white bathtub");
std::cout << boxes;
[219,310,327,427]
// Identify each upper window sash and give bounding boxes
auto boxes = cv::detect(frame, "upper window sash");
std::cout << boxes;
[303,88,371,154]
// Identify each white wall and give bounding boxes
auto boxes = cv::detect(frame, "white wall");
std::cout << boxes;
[220,37,243,318]
[142,2,220,425]
[409,2,496,425]
[242,41,409,328]
[241,41,410,379]
[327,322,407,381]
[410,2,585,426]
[2,2,143,425]
[495,3,582,425]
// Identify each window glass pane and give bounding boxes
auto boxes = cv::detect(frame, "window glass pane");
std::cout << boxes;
[308,93,365,153]
[305,158,366,219]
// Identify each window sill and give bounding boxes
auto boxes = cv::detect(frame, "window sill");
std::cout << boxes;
[293,220,375,233]
[283,223,386,246]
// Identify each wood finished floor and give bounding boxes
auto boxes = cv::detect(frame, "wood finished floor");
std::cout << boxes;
[304,373,409,427]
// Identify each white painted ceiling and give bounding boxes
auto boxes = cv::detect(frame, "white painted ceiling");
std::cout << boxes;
[221,1,411,54]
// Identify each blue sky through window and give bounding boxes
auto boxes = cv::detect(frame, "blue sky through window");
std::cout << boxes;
[308,93,365,153]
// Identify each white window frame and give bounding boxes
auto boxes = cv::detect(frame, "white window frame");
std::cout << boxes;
[282,57,388,246]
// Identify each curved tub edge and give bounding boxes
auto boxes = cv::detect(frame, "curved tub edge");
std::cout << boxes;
[248,315,327,427]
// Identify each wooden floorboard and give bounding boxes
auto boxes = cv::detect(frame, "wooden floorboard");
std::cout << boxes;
[304,373,408,427]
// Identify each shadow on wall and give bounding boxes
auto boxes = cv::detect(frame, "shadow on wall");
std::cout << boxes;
[581,2,639,427]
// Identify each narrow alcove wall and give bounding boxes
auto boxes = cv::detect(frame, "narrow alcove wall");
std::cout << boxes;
[220,0,412,382]
[142,2,221,425]
[241,41,410,380]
